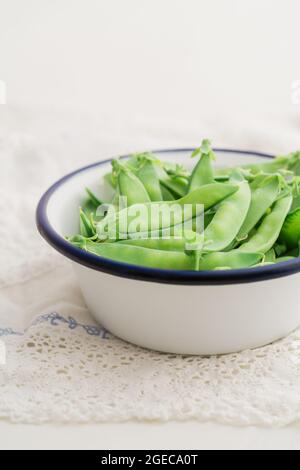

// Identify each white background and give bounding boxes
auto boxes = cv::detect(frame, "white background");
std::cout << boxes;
[1,0,300,450]
[0,0,300,136]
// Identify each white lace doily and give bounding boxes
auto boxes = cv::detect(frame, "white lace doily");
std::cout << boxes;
[1,312,300,425]
[1,106,300,426]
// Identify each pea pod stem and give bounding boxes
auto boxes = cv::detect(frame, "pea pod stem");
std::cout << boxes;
[134,155,163,202]
[188,139,215,193]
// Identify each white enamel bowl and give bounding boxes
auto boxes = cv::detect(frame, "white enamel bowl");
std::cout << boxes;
[37,149,300,355]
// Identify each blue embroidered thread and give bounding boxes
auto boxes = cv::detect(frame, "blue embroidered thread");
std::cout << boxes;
[0,313,109,339]
[0,328,22,337]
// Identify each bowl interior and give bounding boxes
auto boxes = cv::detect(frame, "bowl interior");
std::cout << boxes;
[47,149,271,237]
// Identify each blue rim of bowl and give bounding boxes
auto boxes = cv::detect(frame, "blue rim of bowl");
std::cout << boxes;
[36,148,300,285]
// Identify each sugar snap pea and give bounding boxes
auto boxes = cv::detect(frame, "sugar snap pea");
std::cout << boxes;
[97,183,238,240]
[291,195,300,212]
[264,249,276,263]
[278,207,300,250]
[204,181,251,252]
[79,209,96,238]
[82,240,195,270]
[135,156,163,201]
[107,230,203,256]
[215,152,300,178]
[69,142,300,271]
[275,256,295,263]
[160,175,189,198]
[85,188,102,208]
[197,251,262,270]
[188,139,215,193]
[156,161,189,198]
[112,160,151,206]
[117,237,187,251]
[160,184,175,201]
[236,175,280,242]
[238,195,293,254]
[285,246,300,257]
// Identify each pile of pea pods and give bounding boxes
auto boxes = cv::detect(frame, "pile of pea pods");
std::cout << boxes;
[69,140,300,271]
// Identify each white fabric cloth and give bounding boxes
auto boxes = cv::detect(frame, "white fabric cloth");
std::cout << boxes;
[1,105,300,425]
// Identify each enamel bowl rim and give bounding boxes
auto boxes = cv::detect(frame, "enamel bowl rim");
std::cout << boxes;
[36,148,300,285]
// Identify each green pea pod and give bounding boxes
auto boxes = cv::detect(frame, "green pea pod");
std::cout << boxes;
[183,230,204,270]
[97,183,238,240]
[160,184,175,201]
[275,256,296,263]
[288,153,300,175]
[237,175,280,242]
[285,246,300,257]
[79,209,96,238]
[104,172,116,189]
[204,211,215,229]
[160,175,189,198]
[112,160,151,206]
[215,152,300,178]
[278,207,300,250]
[85,188,102,207]
[82,199,96,218]
[117,237,187,251]
[82,241,195,270]
[239,195,293,254]
[116,230,203,256]
[188,139,215,193]
[204,181,251,252]
[198,251,263,270]
[135,158,163,201]
[251,262,275,268]
[264,249,276,263]
[163,163,190,179]
[154,160,189,198]
[249,174,270,191]
[291,195,300,212]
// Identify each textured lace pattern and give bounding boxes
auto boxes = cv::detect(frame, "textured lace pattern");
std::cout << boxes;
[1,314,300,425]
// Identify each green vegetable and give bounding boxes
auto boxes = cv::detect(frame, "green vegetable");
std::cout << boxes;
[97,183,238,240]
[79,208,96,238]
[134,154,163,201]
[238,195,292,254]
[204,181,251,252]
[67,142,300,271]
[198,251,262,270]
[278,207,300,250]
[236,175,280,242]
[160,184,175,201]
[117,237,187,251]
[215,151,300,177]
[188,139,215,192]
[82,240,195,270]
[112,159,151,206]
[160,175,189,198]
